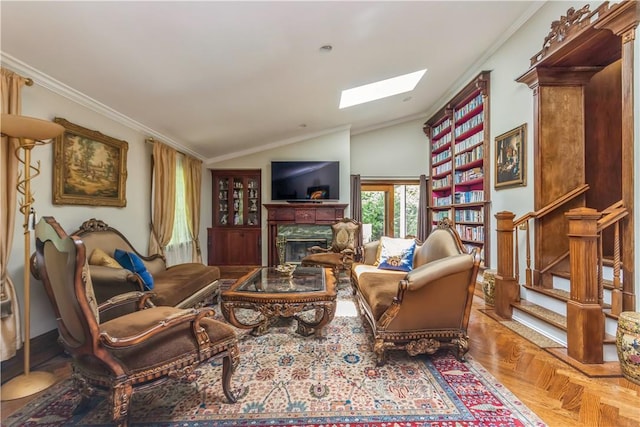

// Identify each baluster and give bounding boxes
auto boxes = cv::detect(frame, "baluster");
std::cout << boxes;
[525,221,532,287]
[514,227,520,285]
[597,233,603,307]
[611,222,622,315]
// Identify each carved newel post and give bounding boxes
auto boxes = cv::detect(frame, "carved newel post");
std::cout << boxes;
[495,211,518,319]
[565,207,604,364]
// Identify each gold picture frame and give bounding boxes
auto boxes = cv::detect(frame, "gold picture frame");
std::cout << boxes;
[495,123,526,189]
[53,118,128,206]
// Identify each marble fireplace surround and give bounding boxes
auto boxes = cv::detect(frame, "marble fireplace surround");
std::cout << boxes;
[264,203,348,266]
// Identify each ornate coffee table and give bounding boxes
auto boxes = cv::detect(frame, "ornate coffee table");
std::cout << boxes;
[220,266,336,337]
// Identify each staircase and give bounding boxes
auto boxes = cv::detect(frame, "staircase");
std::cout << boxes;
[494,193,632,368]
[510,264,620,362]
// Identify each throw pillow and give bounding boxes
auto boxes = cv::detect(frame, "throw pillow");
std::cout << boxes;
[89,248,122,269]
[114,249,154,290]
[377,236,416,272]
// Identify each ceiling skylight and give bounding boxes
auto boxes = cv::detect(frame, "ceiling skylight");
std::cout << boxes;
[339,69,427,109]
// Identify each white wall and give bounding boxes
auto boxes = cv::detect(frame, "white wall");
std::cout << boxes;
[207,128,351,263]
[350,117,429,178]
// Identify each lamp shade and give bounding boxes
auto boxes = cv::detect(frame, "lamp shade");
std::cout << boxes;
[1,114,64,141]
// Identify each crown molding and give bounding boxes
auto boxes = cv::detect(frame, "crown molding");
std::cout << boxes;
[206,124,352,165]
[1,52,203,160]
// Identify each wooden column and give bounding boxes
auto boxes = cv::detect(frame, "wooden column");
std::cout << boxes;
[494,211,518,319]
[565,207,603,364]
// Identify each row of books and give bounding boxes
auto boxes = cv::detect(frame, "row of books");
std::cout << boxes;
[432,131,452,151]
[432,147,451,165]
[454,167,483,184]
[454,190,484,204]
[454,131,483,154]
[433,195,453,207]
[432,174,452,190]
[454,112,484,138]
[432,210,452,221]
[454,93,483,121]
[454,145,483,168]
[456,224,485,243]
[454,208,484,223]
[432,117,451,137]
[432,162,452,177]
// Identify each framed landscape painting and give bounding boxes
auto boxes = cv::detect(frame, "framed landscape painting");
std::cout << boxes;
[495,123,526,189]
[53,118,128,207]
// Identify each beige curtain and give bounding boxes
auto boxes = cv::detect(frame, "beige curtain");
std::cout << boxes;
[149,142,177,256]
[184,155,203,263]
[1,68,29,361]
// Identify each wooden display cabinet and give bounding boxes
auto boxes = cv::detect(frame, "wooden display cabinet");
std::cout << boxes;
[424,71,491,266]
[208,169,261,267]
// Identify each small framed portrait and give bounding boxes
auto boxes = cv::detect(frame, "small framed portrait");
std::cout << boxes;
[495,123,526,189]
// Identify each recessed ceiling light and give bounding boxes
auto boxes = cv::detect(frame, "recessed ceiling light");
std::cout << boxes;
[339,69,427,109]
[319,45,333,53]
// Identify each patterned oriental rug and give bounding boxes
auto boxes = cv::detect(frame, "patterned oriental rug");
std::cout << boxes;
[4,287,545,427]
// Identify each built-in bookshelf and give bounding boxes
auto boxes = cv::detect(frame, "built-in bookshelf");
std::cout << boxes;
[423,71,491,266]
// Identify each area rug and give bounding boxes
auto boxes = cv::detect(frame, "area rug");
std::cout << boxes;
[4,289,546,426]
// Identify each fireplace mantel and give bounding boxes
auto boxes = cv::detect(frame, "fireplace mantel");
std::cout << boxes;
[264,203,348,266]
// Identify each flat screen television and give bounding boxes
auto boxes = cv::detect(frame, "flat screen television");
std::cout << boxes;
[271,161,340,202]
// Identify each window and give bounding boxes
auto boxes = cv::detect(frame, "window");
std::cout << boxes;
[165,154,192,266]
[361,181,419,243]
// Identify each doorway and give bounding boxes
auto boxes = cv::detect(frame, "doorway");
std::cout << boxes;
[361,182,419,243]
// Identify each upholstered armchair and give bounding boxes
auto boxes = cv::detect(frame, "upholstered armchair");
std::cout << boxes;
[34,216,239,426]
[300,218,361,278]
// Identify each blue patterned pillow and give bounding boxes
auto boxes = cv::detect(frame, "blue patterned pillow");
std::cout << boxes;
[114,249,154,290]
[377,237,416,272]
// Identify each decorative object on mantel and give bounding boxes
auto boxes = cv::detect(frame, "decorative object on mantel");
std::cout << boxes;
[495,123,526,189]
[0,113,65,401]
[52,117,128,207]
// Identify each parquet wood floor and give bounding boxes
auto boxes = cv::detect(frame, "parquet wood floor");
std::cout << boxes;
[2,294,639,426]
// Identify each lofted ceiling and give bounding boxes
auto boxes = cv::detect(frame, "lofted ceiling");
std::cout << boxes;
[0,1,543,161]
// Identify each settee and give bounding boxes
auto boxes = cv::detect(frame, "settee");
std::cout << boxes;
[351,219,481,365]
[69,218,220,308]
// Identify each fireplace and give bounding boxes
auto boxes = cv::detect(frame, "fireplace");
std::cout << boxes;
[264,203,348,266]
[285,238,328,264]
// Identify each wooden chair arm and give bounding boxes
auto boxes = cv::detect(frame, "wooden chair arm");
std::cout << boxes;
[99,307,215,348]
[98,291,156,313]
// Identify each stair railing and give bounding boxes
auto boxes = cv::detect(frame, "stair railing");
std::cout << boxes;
[596,200,627,316]
[495,184,589,319]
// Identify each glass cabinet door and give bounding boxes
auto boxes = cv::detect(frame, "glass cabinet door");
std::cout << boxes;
[247,177,259,225]
[232,177,244,225]
[217,177,230,226]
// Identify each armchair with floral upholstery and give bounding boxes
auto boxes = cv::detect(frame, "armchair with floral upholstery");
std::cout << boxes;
[300,217,361,278]
[34,216,239,426]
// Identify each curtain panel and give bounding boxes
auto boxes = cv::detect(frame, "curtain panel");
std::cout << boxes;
[350,174,363,249]
[1,68,30,361]
[417,174,429,242]
[185,155,203,263]
[149,142,177,256]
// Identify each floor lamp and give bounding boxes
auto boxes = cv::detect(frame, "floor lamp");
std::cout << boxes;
[1,114,64,401]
